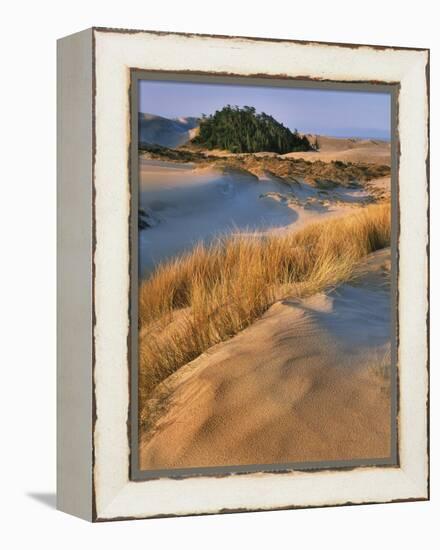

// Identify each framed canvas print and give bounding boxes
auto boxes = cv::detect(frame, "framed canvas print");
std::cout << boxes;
[57,27,429,522]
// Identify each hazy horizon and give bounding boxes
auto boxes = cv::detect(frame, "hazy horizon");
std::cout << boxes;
[139,80,392,140]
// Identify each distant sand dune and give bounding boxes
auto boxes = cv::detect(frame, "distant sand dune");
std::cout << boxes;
[140,249,392,470]
[192,136,391,166]
[283,136,391,165]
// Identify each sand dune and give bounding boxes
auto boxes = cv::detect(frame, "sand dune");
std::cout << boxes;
[138,138,392,470]
[139,248,392,470]
[191,136,391,166]
[283,136,391,165]
[139,158,378,275]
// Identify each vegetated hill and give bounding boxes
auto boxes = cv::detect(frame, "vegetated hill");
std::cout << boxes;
[191,105,313,154]
[138,113,199,148]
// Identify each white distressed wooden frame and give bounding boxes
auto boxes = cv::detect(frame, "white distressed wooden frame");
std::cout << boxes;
[57,27,429,522]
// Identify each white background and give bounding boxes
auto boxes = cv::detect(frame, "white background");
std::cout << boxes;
[0,0,437,547]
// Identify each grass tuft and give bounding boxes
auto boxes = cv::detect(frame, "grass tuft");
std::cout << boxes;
[138,203,390,415]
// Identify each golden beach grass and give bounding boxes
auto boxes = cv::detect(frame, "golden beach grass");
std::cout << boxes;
[138,203,390,408]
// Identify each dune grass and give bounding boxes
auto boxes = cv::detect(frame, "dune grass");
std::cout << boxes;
[138,203,390,411]
[369,346,392,382]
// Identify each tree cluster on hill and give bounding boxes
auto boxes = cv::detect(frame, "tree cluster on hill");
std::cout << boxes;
[191,105,313,154]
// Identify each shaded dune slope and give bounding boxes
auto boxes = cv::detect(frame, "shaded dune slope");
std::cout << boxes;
[140,249,392,470]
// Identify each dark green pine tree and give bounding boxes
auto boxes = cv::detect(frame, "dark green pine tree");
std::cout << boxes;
[192,105,312,154]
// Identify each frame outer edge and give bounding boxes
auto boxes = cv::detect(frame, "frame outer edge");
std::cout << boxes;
[89,29,429,521]
[57,27,94,522]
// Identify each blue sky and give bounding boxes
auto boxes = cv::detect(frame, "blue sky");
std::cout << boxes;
[139,80,391,140]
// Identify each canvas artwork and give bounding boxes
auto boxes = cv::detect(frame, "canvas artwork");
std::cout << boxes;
[57,28,428,521]
[135,77,397,474]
